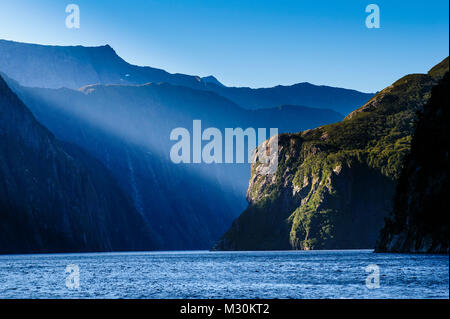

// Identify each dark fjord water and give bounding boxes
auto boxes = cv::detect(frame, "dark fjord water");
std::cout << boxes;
[0,250,448,299]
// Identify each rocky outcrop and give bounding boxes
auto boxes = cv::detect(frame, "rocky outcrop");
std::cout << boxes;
[375,72,449,254]
[214,57,449,251]
[0,74,157,254]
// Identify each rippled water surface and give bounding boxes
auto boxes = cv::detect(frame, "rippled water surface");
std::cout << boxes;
[0,250,448,299]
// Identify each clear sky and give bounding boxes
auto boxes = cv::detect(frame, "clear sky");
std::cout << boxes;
[0,0,448,92]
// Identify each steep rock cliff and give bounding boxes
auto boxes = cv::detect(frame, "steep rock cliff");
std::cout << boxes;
[0,75,156,254]
[214,57,449,251]
[376,72,449,254]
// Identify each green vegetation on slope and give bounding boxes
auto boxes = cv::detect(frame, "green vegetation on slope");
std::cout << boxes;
[214,57,449,251]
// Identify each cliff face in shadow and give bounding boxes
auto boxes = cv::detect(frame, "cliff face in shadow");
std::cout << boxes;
[0,75,156,254]
[376,72,449,254]
[214,57,448,251]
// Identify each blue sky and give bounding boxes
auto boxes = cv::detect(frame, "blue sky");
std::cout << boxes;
[0,0,448,92]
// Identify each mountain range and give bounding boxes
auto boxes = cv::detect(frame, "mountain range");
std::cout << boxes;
[0,39,365,252]
[2,73,349,250]
[1,39,446,254]
[0,39,373,114]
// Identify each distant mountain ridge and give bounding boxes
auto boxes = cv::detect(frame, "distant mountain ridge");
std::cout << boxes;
[0,39,373,114]
[0,40,204,89]
[203,81,373,114]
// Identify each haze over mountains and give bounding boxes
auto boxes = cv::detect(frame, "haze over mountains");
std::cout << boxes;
[3,74,347,250]
[1,39,448,254]
[1,39,373,252]
[0,75,156,254]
